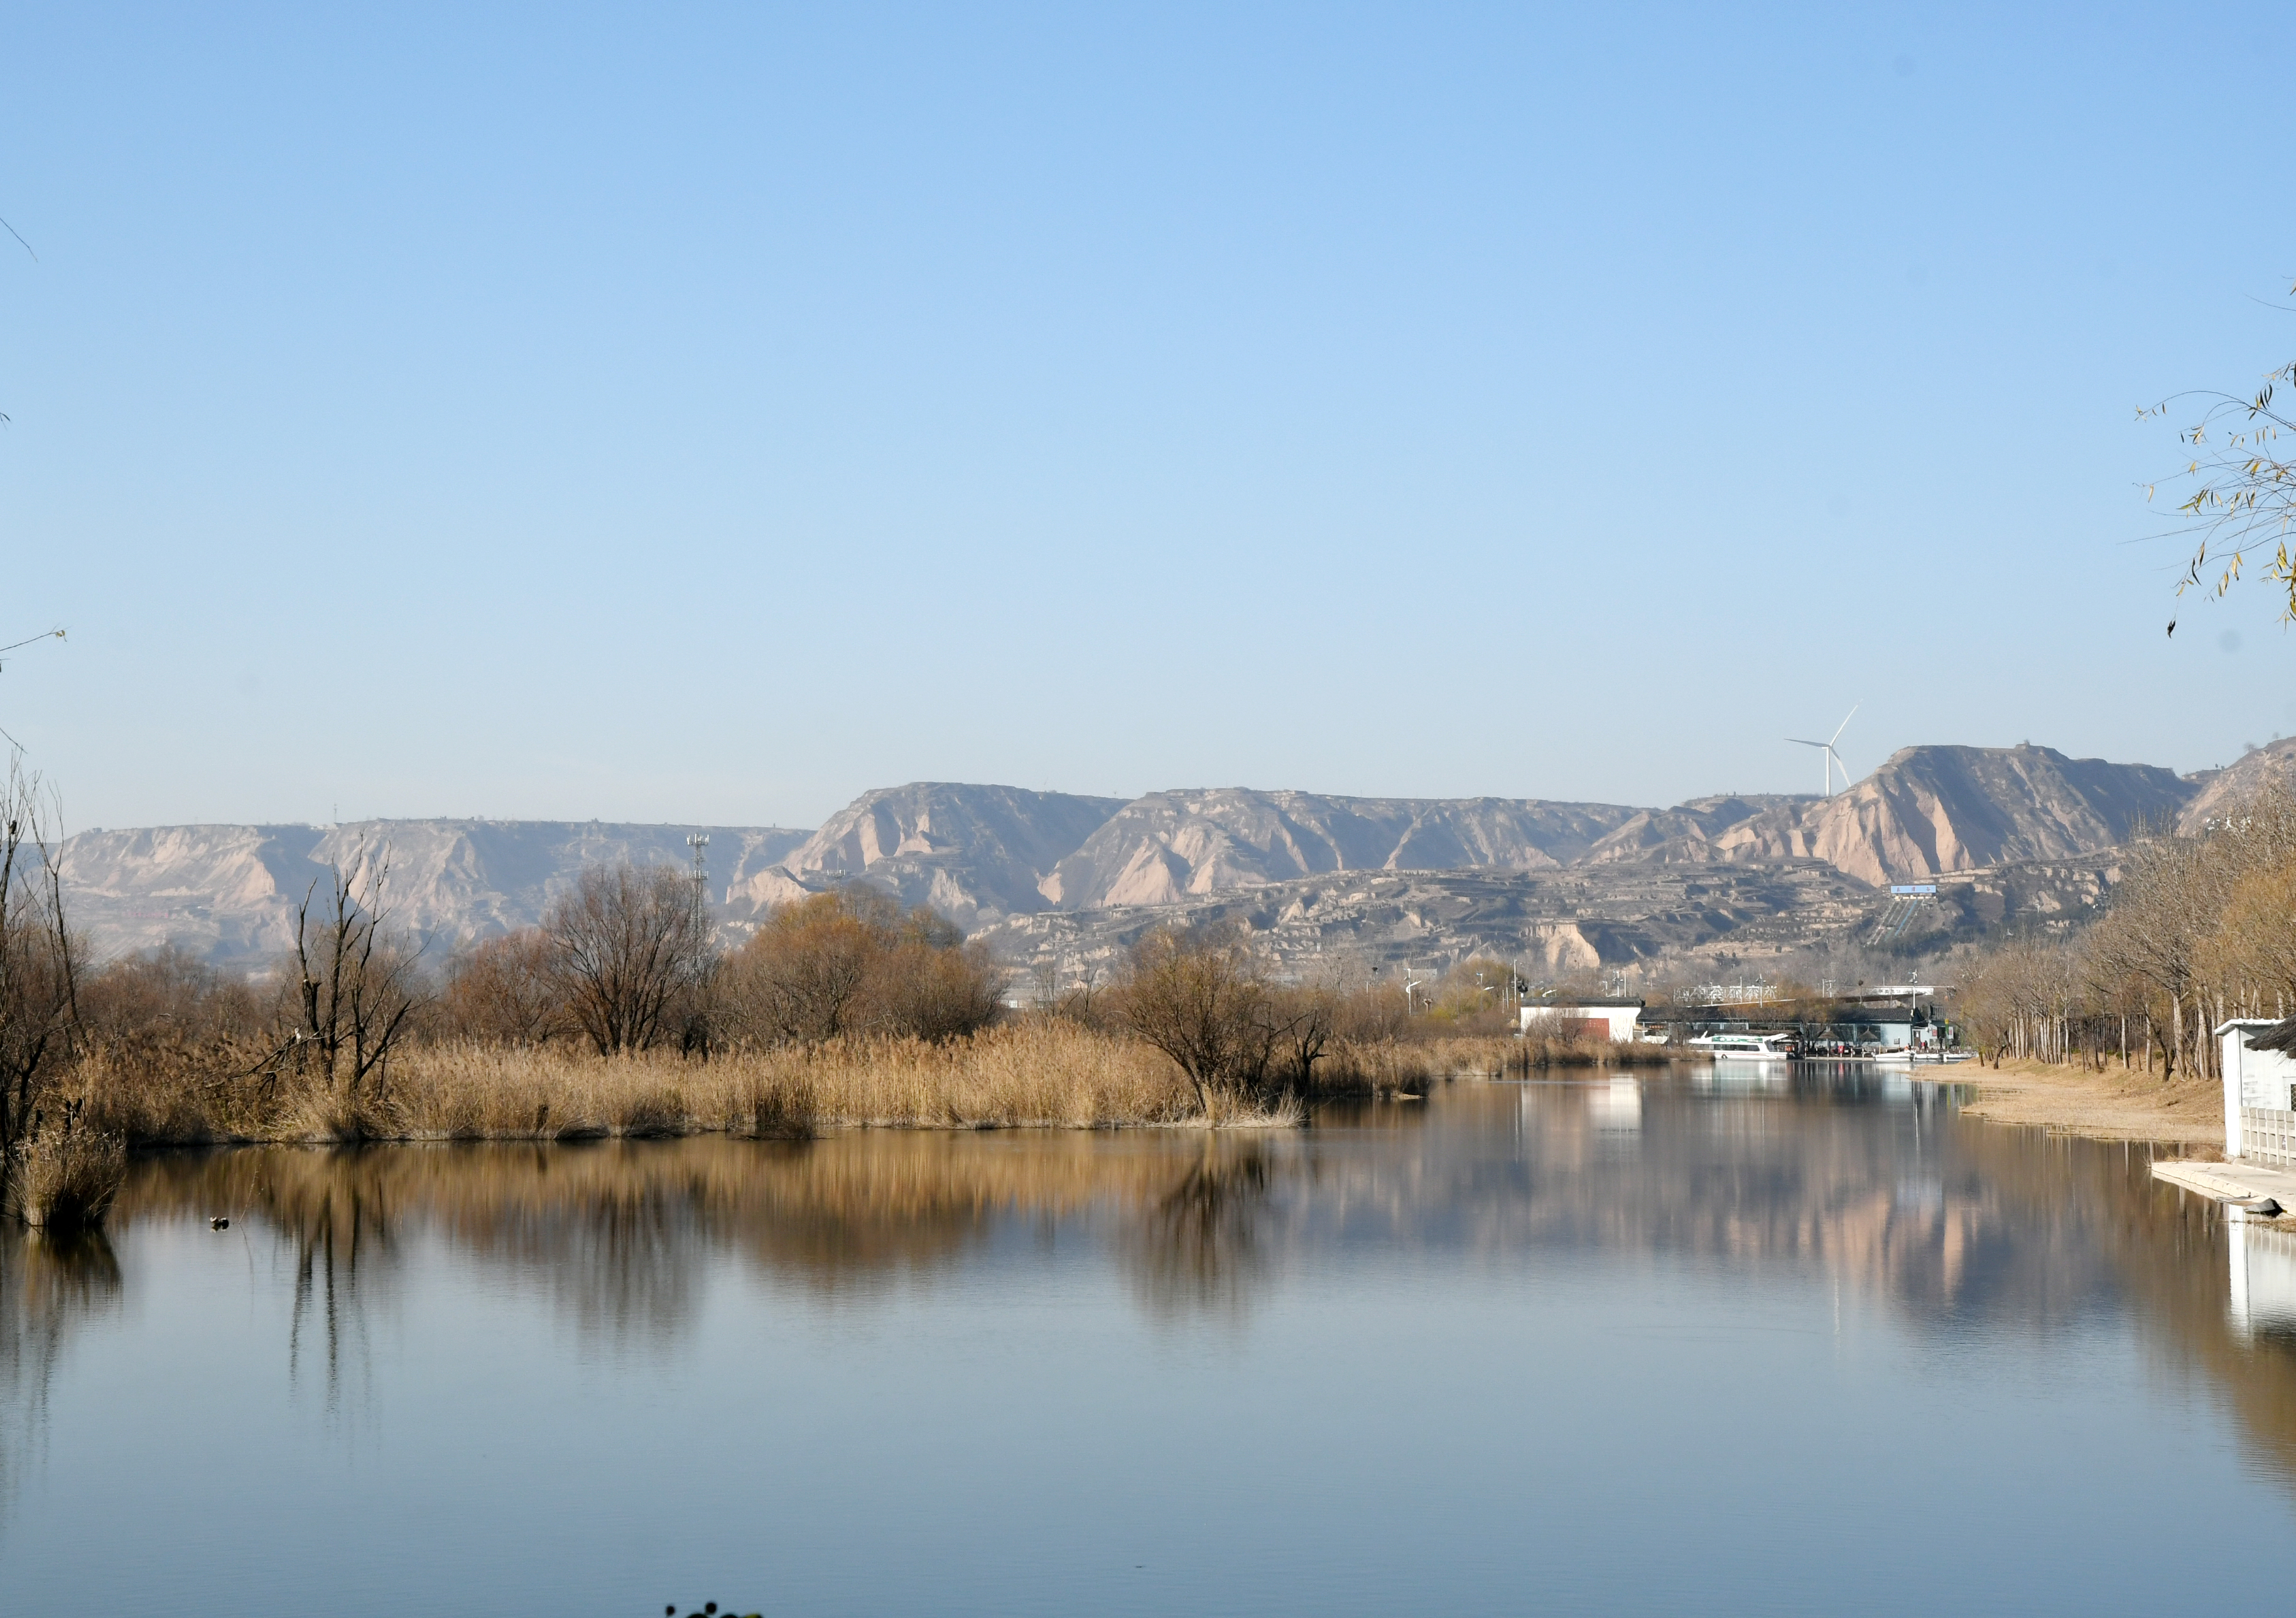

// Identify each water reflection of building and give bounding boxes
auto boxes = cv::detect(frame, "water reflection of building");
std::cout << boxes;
[2229,1209,2296,1340]
[1585,1077,1643,1132]
[1689,1065,1789,1094]
[1579,1077,1643,1161]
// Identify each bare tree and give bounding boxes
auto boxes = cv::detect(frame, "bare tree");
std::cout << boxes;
[0,764,81,1183]
[2205,857,2296,1016]
[1115,925,1277,1112]
[287,845,424,1098]
[723,888,1004,1045]
[869,907,1007,1042]
[724,889,885,1043]
[1281,984,1338,1089]
[546,862,713,1055]
[1946,782,2296,1079]
[78,943,261,1048]
[439,928,566,1046]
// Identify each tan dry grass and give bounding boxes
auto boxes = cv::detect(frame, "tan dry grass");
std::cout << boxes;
[74,1019,1303,1144]
[1315,1033,1674,1092]
[6,1123,127,1230]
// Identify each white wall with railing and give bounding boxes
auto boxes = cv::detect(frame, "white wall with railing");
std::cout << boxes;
[2221,1019,2296,1161]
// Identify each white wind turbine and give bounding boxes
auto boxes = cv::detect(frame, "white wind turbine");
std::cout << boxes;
[1787,705,1859,798]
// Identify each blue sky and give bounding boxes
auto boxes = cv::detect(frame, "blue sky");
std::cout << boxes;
[4,3,2293,830]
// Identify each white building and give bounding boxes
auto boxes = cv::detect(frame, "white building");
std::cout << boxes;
[1520,996,1643,1043]
[2217,1018,2296,1163]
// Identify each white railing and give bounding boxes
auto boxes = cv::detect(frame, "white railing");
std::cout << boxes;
[2242,1107,2296,1166]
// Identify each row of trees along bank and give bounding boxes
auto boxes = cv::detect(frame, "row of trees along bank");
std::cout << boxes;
[1957,781,2296,1078]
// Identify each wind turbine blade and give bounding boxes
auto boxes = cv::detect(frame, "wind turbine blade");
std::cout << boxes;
[1785,738,1824,747]
[1828,703,1860,746]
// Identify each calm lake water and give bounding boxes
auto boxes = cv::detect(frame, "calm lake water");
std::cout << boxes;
[5,1068,2296,1615]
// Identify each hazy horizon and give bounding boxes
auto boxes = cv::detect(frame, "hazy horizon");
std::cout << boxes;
[7,4,2295,832]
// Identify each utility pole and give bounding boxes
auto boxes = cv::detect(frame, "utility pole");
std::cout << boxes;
[687,832,711,938]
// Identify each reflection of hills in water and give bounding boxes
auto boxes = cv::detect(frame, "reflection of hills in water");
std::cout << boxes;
[31,1082,2296,1497]
[83,1090,2252,1337]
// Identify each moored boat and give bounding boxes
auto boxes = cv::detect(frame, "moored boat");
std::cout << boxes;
[1687,1032,1795,1061]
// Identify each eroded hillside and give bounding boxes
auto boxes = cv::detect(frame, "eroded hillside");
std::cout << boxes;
[51,741,2219,969]
[62,820,809,961]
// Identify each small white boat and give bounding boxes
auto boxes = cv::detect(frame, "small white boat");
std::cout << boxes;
[1878,1046,1974,1066]
[1687,1033,1794,1061]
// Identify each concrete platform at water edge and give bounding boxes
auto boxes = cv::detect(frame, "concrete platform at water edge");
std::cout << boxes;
[2153,1158,2296,1215]
[2150,1018,2296,1217]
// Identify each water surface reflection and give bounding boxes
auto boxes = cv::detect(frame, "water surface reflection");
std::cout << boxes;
[67,1079,2296,1475]
[5,1074,2296,1613]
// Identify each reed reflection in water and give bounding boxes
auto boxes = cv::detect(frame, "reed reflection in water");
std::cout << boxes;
[0,1230,118,1523]
[6,1078,2296,1614]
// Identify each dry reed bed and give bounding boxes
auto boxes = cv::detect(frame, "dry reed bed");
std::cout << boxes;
[1317,1033,1672,1089]
[4,1124,126,1230]
[75,1021,1285,1145]
[63,1021,1649,1148]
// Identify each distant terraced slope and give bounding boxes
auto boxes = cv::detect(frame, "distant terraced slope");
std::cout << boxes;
[977,855,2126,982]
[1037,790,1644,910]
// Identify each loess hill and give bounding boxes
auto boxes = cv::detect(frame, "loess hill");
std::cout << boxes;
[53,741,2258,974]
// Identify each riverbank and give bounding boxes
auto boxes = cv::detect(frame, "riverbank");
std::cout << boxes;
[62,1024,1591,1147]
[1952,1058,2224,1150]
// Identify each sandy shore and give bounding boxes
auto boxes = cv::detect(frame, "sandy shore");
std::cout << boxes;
[1951,1059,2224,1151]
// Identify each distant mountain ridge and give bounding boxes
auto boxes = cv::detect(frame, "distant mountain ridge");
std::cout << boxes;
[51,742,2239,964]
[61,820,810,962]
[1582,744,2197,886]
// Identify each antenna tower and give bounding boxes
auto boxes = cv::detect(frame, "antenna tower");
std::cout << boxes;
[686,833,711,933]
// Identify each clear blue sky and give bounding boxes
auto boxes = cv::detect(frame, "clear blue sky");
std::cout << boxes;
[4,3,2292,830]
